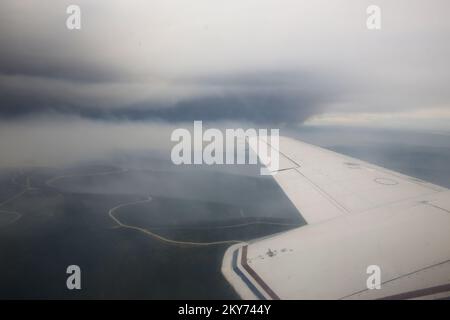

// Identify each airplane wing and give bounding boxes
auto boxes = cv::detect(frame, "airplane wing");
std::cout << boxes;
[222,136,450,300]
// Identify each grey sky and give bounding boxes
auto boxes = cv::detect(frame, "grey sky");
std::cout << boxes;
[0,0,449,126]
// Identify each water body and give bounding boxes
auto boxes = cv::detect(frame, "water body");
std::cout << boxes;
[0,162,303,299]
[0,126,448,299]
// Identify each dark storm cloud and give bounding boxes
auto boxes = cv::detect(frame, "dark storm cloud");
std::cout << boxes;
[148,94,319,123]
[140,72,338,123]
[0,51,122,83]
[0,62,121,84]
[119,93,326,123]
[0,72,335,124]
[0,66,341,123]
[0,0,449,126]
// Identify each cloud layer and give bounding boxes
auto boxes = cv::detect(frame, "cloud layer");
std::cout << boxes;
[0,0,449,125]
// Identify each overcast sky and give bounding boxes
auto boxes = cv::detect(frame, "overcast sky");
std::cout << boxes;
[0,0,449,125]
[0,1,449,166]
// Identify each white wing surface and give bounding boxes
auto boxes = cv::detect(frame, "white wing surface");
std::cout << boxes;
[222,136,450,299]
